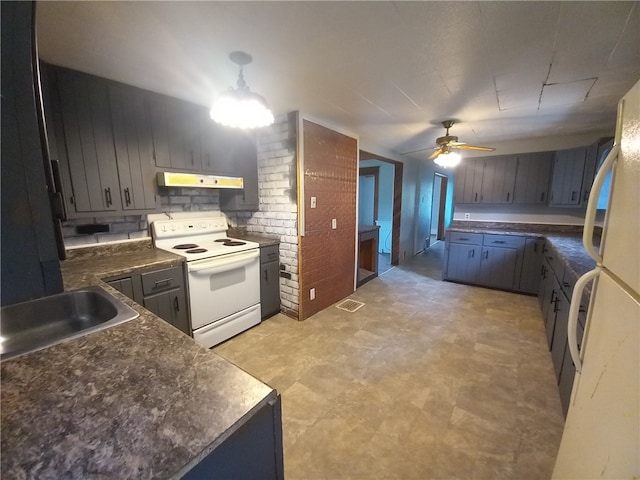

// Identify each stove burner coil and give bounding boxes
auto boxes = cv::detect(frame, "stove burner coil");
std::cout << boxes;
[186,248,208,254]
[173,243,199,249]
[214,239,231,243]
[223,241,246,246]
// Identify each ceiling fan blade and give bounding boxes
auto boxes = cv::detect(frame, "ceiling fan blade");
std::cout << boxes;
[401,146,439,155]
[450,144,496,152]
[428,148,443,159]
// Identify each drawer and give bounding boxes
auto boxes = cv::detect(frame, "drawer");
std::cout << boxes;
[482,234,525,249]
[260,244,279,263]
[448,232,482,245]
[141,266,184,296]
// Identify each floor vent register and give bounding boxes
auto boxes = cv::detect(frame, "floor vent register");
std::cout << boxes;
[335,299,365,313]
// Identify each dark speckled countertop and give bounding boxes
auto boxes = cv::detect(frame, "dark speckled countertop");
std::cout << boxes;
[1,239,276,479]
[447,221,598,279]
[227,228,281,247]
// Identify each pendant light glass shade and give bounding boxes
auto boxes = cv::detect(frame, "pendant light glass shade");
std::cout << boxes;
[210,51,275,129]
[433,150,461,168]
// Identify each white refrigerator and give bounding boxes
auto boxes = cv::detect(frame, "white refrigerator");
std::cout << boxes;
[552,79,640,478]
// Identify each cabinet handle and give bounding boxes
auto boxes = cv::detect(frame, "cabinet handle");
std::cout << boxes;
[533,243,538,253]
[264,269,268,281]
[492,240,506,244]
[154,277,173,286]
[174,296,180,312]
[459,237,469,241]
[475,193,478,202]
[104,187,112,207]
[540,191,546,202]
[553,296,560,313]
[483,250,489,260]
[583,190,590,202]
[550,289,556,304]
[190,150,194,165]
[124,188,131,206]
[506,192,510,202]
[571,191,577,201]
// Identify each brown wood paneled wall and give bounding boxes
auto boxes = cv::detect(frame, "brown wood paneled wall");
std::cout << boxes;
[299,120,358,320]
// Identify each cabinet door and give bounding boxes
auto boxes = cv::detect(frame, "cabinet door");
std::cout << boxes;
[462,160,484,204]
[55,67,119,213]
[143,289,189,335]
[479,246,518,290]
[148,94,200,171]
[220,131,259,211]
[445,243,481,283]
[109,84,158,211]
[107,277,134,300]
[550,147,587,206]
[480,156,517,204]
[551,289,570,381]
[513,152,553,204]
[519,238,544,293]
[544,276,562,348]
[261,261,281,319]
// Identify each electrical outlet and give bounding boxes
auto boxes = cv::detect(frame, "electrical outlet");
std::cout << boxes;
[332,218,337,229]
[310,196,317,208]
[310,288,316,300]
[464,213,471,219]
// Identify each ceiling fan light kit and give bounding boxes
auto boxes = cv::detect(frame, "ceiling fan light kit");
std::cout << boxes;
[430,120,496,167]
[210,51,275,129]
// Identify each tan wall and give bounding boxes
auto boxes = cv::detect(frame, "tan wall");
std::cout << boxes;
[299,120,358,320]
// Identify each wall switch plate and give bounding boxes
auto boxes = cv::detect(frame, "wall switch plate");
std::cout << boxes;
[331,219,337,229]
[464,213,471,219]
[310,288,316,300]
[310,196,317,208]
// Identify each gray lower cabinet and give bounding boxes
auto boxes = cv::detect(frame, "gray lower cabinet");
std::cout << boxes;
[105,265,190,336]
[444,232,526,292]
[443,233,482,283]
[182,394,284,480]
[519,238,544,293]
[260,244,281,319]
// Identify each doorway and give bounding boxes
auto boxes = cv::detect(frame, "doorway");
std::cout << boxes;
[430,173,448,245]
[358,167,379,226]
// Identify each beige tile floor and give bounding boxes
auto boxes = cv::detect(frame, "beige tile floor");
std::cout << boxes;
[214,242,565,479]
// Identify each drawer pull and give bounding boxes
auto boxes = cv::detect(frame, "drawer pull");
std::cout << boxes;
[459,237,469,241]
[154,277,173,286]
[492,240,506,244]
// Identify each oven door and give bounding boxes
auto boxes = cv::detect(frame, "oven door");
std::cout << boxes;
[187,249,260,330]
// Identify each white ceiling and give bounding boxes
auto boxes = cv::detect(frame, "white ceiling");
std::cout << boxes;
[36,1,640,161]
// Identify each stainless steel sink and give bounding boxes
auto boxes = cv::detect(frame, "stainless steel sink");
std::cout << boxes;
[0,286,139,361]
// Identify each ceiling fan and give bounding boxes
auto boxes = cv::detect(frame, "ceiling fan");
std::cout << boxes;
[428,120,496,160]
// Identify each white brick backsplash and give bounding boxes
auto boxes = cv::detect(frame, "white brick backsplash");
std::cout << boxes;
[228,113,299,319]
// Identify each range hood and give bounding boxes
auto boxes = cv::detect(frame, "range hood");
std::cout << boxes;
[157,172,243,189]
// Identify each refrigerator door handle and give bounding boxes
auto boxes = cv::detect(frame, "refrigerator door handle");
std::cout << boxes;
[582,144,619,264]
[568,267,601,373]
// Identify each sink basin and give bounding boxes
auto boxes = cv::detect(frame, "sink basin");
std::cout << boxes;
[0,286,139,361]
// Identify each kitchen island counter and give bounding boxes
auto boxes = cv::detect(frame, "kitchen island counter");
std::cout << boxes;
[1,240,280,479]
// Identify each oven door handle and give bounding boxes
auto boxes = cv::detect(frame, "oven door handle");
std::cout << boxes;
[189,250,259,275]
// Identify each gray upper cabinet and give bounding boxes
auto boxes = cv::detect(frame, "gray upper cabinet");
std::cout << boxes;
[480,156,517,204]
[220,130,259,211]
[148,94,202,172]
[454,160,484,204]
[44,64,159,217]
[108,85,159,212]
[53,66,120,214]
[513,152,553,204]
[550,147,587,206]
[454,156,516,205]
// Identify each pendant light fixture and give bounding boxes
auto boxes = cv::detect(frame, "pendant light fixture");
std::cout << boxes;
[433,147,462,168]
[210,51,275,129]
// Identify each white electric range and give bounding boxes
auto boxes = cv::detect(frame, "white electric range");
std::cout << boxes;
[152,216,261,348]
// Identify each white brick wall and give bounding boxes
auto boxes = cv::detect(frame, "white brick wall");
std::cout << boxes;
[228,113,300,319]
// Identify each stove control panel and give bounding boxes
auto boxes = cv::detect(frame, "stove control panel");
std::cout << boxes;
[152,217,228,239]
